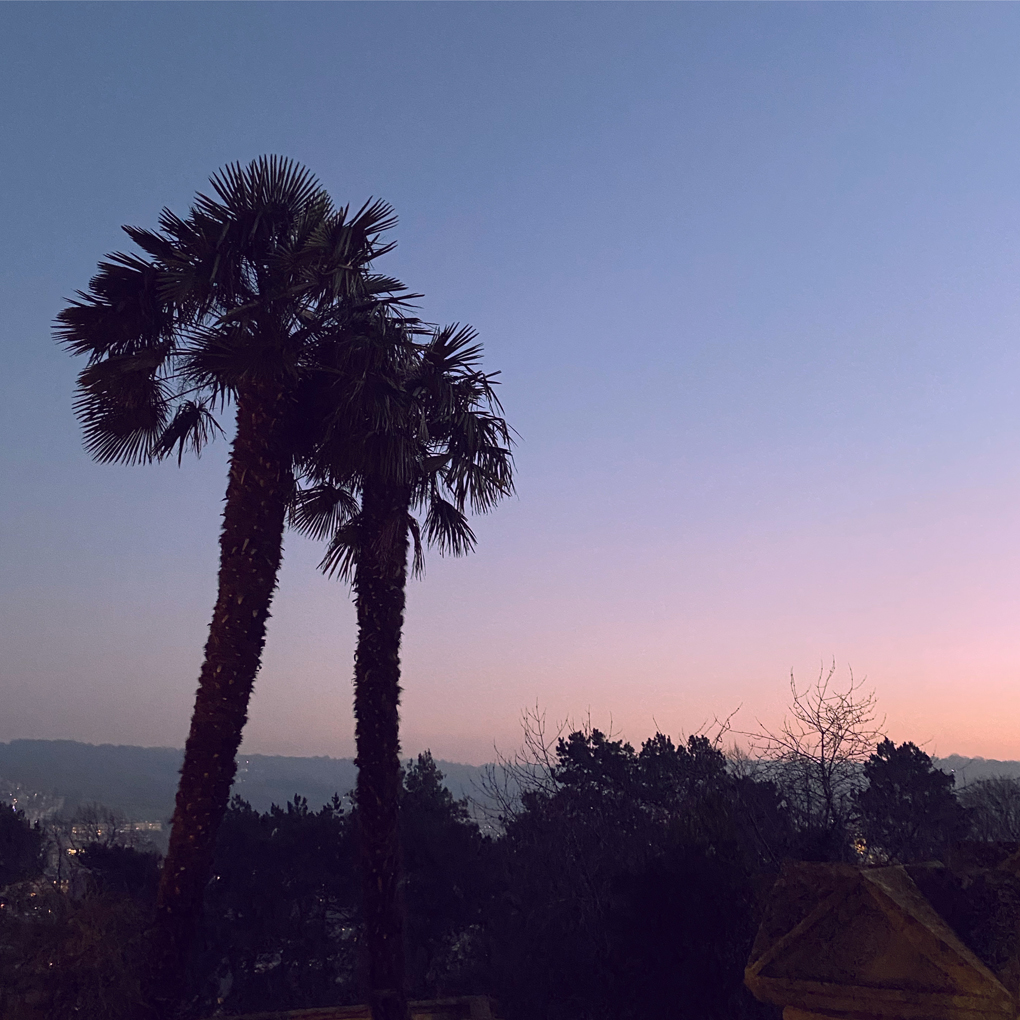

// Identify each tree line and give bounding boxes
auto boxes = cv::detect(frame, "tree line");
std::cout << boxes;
[3,686,1020,1020]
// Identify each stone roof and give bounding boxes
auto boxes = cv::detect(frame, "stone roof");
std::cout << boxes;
[746,862,1015,1020]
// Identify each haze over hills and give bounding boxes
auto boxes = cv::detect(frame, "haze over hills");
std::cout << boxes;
[932,755,1020,785]
[0,739,492,824]
[2,740,1016,830]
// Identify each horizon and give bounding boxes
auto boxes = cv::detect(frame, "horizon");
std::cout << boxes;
[5,5,1020,763]
[0,736,1012,773]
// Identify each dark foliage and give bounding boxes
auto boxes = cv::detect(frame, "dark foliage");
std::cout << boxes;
[187,754,492,1016]
[856,739,969,863]
[192,794,357,1014]
[607,837,771,1020]
[76,842,162,903]
[961,776,1020,842]
[399,753,496,999]
[481,730,785,1020]
[0,820,154,1020]
[0,802,46,889]
[907,852,1020,983]
[0,884,149,1020]
[784,823,856,864]
[6,727,1006,1020]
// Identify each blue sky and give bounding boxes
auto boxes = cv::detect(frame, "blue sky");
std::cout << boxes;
[4,3,1020,762]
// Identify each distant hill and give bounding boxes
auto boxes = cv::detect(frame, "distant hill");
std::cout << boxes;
[2,739,1009,830]
[934,755,1020,786]
[0,739,492,823]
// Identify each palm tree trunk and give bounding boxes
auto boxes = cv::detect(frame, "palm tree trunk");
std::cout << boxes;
[146,379,294,1013]
[353,477,412,1020]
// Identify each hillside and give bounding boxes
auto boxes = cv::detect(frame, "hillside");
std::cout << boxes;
[1,739,1010,827]
[934,754,1020,785]
[0,739,491,823]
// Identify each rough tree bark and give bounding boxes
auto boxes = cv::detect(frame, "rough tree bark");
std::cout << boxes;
[353,477,413,1020]
[146,379,295,1013]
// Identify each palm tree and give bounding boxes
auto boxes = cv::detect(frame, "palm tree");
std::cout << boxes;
[291,322,514,1020]
[55,157,410,1008]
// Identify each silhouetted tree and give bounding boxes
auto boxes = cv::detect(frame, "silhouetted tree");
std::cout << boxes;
[747,664,884,861]
[482,725,783,1020]
[192,794,357,1015]
[76,843,162,904]
[188,757,492,1015]
[607,834,772,1020]
[856,739,969,862]
[293,323,514,1020]
[399,753,495,998]
[56,156,409,1008]
[0,807,153,1020]
[0,882,149,1020]
[0,802,46,889]
[961,776,1020,842]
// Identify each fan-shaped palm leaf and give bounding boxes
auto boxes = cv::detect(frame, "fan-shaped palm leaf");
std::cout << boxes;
[289,315,513,1020]
[56,156,410,1017]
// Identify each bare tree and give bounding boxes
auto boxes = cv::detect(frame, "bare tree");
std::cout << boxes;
[45,803,162,890]
[477,704,574,828]
[746,663,885,850]
[65,804,137,851]
[961,777,1020,842]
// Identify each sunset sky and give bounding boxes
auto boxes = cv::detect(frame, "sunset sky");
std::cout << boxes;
[5,4,1020,764]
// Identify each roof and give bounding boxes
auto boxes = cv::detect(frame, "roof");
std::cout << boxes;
[746,863,1015,1020]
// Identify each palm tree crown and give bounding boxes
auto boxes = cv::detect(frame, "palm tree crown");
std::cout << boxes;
[57,156,408,465]
[292,321,515,574]
[290,319,513,1020]
[55,156,413,1016]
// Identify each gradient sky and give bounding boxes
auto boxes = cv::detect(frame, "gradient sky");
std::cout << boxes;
[5,3,1020,764]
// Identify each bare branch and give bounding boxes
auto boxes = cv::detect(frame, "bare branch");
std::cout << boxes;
[741,661,885,834]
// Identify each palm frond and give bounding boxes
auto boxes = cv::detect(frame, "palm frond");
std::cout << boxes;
[319,516,363,582]
[58,155,414,482]
[422,324,484,377]
[202,155,328,223]
[289,483,360,542]
[346,197,400,245]
[73,359,172,465]
[178,319,299,394]
[302,313,514,579]
[407,514,425,578]
[55,256,178,361]
[308,200,402,304]
[423,496,477,557]
[150,400,225,465]
[439,406,516,513]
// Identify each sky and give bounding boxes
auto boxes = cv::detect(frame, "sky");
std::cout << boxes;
[4,3,1020,764]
